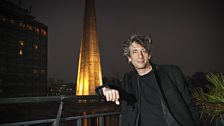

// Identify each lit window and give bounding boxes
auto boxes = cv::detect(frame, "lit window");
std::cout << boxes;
[10,19,15,24]
[40,69,45,73]
[19,40,24,46]
[41,29,47,36]
[26,24,32,30]
[0,16,6,22]
[19,21,25,28]
[19,50,23,55]
[36,28,40,33]
[33,69,38,74]
[34,44,38,49]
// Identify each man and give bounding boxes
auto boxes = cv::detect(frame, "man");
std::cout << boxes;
[96,34,199,126]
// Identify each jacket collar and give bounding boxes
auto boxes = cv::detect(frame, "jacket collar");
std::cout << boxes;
[151,62,159,71]
[151,62,161,83]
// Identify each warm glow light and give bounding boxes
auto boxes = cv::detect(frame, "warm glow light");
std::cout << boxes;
[10,19,14,24]
[41,29,47,36]
[76,0,103,95]
[34,44,38,49]
[36,28,39,33]
[19,50,23,55]
[19,41,24,46]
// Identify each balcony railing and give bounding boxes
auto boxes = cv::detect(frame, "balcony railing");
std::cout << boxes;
[0,95,121,126]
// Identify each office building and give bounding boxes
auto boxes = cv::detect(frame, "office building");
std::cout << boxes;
[0,0,48,97]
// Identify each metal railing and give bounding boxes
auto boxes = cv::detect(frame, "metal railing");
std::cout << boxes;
[0,95,121,126]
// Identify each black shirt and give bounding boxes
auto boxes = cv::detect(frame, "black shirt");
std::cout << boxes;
[139,71,168,126]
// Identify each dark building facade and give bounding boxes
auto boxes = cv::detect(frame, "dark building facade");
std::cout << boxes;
[0,0,48,97]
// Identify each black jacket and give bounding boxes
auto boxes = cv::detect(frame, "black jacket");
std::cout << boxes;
[96,64,200,126]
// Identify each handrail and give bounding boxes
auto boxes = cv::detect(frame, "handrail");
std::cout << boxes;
[0,112,120,126]
[0,119,56,126]
[0,95,103,104]
[0,95,120,126]
[63,111,120,121]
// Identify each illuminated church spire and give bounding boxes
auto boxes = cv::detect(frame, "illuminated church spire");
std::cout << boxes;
[76,0,103,95]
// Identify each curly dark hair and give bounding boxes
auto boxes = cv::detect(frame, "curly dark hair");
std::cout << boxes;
[122,34,152,59]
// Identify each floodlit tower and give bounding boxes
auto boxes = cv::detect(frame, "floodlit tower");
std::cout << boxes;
[76,0,103,95]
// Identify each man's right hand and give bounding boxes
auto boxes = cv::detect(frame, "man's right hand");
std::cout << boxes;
[102,87,120,105]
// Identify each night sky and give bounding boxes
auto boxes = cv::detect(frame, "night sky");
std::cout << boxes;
[11,0,224,82]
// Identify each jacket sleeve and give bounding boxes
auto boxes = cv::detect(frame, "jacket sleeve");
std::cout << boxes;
[95,73,136,105]
[95,85,105,96]
[95,82,118,96]
[174,66,200,126]
[95,73,125,97]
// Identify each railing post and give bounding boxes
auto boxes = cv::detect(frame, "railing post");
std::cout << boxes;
[119,114,122,126]
[52,96,64,126]
[99,116,104,126]
[76,119,82,126]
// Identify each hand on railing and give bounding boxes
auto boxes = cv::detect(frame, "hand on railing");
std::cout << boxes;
[95,86,120,105]
[102,87,120,105]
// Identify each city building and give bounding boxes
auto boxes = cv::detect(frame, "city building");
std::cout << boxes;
[0,0,48,97]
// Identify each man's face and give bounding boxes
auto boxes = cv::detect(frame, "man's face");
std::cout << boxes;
[128,42,151,70]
